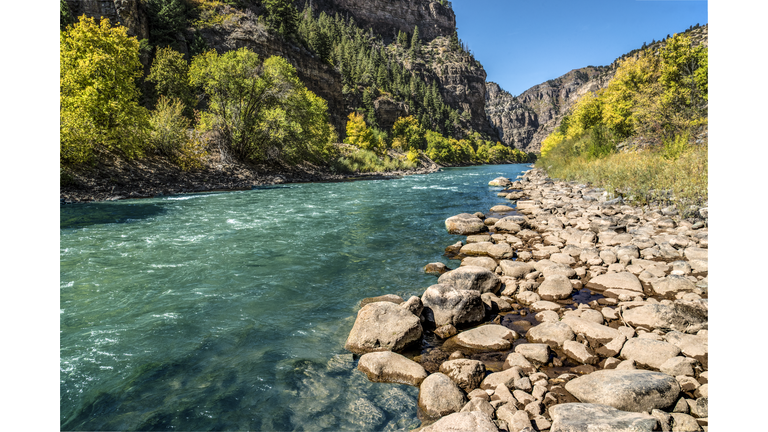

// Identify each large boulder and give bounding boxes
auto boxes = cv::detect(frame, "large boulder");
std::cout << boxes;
[538,275,574,300]
[421,283,485,328]
[420,411,499,432]
[438,266,501,294]
[357,351,428,386]
[565,370,681,412]
[452,324,518,351]
[494,217,522,233]
[446,213,486,235]
[345,302,422,355]
[549,403,657,432]
[439,359,487,392]
[461,256,498,272]
[418,373,468,421]
[515,343,550,364]
[586,272,643,293]
[619,338,681,370]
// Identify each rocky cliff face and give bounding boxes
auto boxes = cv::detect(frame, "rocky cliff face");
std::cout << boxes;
[312,0,455,42]
[486,66,614,153]
[65,0,149,39]
[486,24,708,153]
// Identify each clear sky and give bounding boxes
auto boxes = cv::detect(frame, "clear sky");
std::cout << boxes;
[451,0,708,96]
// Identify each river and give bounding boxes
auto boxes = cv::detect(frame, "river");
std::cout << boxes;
[60,164,531,431]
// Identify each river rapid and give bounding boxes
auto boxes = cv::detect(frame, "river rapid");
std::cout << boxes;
[60,164,531,431]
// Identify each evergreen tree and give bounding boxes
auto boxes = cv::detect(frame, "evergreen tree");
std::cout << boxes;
[449,29,460,52]
[409,25,421,57]
[264,0,299,36]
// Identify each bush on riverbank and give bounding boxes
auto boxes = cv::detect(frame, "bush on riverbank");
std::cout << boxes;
[537,32,707,209]
[333,147,416,173]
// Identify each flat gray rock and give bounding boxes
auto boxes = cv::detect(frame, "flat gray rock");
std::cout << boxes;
[452,324,518,351]
[622,301,707,332]
[460,241,495,257]
[651,275,697,296]
[515,343,550,363]
[565,370,681,412]
[527,321,575,348]
[357,351,427,387]
[461,256,498,272]
[345,302,422,355]
[480,366,523,390]
[418,373,468,421]
[494,217,522,233]
[421,411,499,432]
[438,266,501,294]
[620,338,681,370]
[549,403,657,432]
[586,272,643,293]
[421,283,485,328]
[446,213,486,235]
[562,316,622,345]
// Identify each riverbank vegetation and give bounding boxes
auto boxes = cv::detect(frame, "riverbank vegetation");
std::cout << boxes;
[60,5,532,178]
[536,32,707,210]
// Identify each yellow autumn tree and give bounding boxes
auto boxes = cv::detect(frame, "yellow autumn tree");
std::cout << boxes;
[60,15,149,164]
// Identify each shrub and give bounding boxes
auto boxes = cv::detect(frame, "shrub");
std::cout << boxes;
[147,47,195,116]
[149,96,190,156]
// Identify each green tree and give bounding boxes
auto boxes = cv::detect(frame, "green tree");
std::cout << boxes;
[147,47,195,116]
[145,0,191,47]
[409,25,421,57]
[60,16,150,164]
[264,0,299,36]
[60,0,75,31]
[391,115,425,150]
[190,49,336,163]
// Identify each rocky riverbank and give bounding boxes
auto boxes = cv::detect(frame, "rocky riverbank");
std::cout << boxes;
[59,149,441,204]
[344,168,708,431]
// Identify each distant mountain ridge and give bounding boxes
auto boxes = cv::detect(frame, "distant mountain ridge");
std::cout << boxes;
[485,24,708,153]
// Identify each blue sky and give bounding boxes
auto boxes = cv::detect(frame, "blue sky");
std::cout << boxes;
[451,0,708,96]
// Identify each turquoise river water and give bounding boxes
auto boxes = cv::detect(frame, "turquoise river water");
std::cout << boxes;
[60,164,531,431]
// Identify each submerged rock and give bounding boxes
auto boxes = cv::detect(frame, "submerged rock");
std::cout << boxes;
[420,411,499,432]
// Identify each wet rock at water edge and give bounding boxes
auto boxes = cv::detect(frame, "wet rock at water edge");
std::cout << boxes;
[461,256,498,273]
[565,369,681,412]
[438,266,501,294]
[360,294,404,308]
[357,351,428,387]
[549,403,658,432]
[420,411,499,432]
[490,204,514,213]
[421,283,485,328]
[344,302,422,355]
[418,373,468,421]
[452,324,518,351]
[446,213,487,235]
[439,359,487,392]
[424,262,450,275]
[489,177,512,187]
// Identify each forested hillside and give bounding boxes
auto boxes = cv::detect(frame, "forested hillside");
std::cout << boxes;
[60,0,533,197]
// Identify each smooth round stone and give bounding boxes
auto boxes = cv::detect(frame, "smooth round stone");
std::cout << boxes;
[418,373,468,421]
[530,300,562,312]
[586,272,643,293]
[424,262,450,276]
[452,324,518,351]
[565,370,681,412]
[438,266,501,294]
[620,338,681,370]
[446,213,486,235]
[461,256,498,273]
[490,205,514,212]
[357,351,428,387]
[359,294,404,307]
[499,260,534,278]
[535,310,560,323]
[494,217,522,233]
[537,274,574,300]
[489,177,512,187]
[515,343,550,363]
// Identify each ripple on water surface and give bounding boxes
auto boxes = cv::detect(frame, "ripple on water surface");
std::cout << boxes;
[60,164,531,430]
